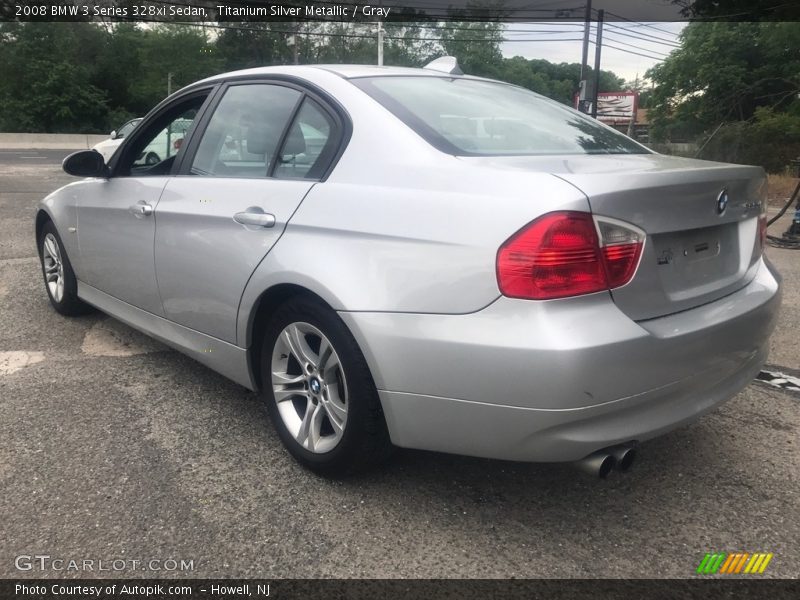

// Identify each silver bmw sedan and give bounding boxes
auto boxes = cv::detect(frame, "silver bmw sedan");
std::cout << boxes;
[36,60,782,476]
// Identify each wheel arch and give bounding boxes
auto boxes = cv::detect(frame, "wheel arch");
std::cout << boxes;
[35,208,53,247]
[245,283,338,392]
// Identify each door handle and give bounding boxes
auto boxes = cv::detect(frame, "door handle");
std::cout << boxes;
[129,201,153,218]
[233,211,276,228]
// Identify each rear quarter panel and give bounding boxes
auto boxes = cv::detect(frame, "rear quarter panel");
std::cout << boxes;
[236,160,591,345]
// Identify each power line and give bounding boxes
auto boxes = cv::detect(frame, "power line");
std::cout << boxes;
[601,22,681,47]
[284,20,585,34]
[503,28,592,35]
[602,23,681,47]
[601,42,669,62]
[602,13,682,37]
[600,32,672,57]
[502,38,586,42]
[608,2,797,22]
[606,22,680,41]
[147,0,588,19]
[115,17,584,44]
[123,0,591,36]
[503,22,587,31]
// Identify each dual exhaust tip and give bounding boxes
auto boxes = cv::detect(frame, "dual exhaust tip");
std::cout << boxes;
[576,445,636,478]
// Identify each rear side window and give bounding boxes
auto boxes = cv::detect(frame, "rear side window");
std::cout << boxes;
[273,98,336,180]
[352,76,648,156]
[191,84,301,178]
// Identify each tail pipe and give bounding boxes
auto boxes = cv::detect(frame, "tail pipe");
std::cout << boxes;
[575,444,637,478]
[609,445,636,472]
[576,451,616,479]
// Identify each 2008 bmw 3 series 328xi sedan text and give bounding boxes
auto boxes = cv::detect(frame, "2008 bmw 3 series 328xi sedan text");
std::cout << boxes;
[36,59,781,477]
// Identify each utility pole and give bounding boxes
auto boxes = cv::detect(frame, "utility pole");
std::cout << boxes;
[591,9,604,119]
[377,23,384,66]
[578,0,592,113]
[627,72,639,137]
[167,72,173,96]
[292,22,300,65]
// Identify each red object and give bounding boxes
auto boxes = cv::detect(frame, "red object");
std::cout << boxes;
[497,211,643,300]
[602,242,643,289]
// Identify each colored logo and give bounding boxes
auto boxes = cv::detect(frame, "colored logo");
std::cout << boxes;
[716,190,729,215]
[696,552,773,575]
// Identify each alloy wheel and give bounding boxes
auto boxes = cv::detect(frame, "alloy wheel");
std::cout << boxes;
[271,322,349,453]
[42,233,64,303]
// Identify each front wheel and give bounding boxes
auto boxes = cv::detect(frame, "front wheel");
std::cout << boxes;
[38,221,92,316]
[261,296,392,475]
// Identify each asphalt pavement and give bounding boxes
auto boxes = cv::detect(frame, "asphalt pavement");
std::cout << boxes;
[0,149,798,579]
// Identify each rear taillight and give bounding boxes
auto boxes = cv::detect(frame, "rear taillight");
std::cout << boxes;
[758,214,768,254]
[757,178,768,255]
[595,218,645,288]
[496,211,644,300]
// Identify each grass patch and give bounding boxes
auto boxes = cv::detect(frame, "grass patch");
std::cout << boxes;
[768,172,799,205]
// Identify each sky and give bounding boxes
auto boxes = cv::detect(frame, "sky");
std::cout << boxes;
[501,21,687,84]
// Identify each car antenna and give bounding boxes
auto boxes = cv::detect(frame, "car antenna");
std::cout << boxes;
[423,56,463,76]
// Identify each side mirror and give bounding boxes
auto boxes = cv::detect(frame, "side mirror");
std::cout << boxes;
[62,150,109,178]
[109,130,118,139]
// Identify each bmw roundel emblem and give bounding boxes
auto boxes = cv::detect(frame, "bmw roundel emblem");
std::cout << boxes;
[716,190,729,215]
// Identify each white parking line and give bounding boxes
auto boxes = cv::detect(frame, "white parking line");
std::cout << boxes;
[0,351,45,375]
[756,369,800,394]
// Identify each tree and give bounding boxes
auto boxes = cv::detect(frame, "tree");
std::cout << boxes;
[135,24,221,106]
[0,22,109,132]
[646,22,800,142]
[437,20,504,78]
[495,57,625,105]
[673,0,800,21]
[0,21,628,133]
[215,22,294,71]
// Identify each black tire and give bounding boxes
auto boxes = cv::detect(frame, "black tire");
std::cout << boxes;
[38,221,93,316]
[261,295,392,475]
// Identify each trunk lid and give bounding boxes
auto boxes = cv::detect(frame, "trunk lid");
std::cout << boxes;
[461,153,766,320]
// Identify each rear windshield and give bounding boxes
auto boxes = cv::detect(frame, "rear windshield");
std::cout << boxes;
[352,76,649,156]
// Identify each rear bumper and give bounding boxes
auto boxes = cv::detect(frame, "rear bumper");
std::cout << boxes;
[339,258,781,462]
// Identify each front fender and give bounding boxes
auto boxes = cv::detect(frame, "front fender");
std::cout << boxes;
[36,182,83,278]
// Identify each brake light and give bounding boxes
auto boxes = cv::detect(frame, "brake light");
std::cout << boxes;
[496,212,644,300]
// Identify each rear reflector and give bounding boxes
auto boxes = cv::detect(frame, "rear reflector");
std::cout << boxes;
[497,211,644,300]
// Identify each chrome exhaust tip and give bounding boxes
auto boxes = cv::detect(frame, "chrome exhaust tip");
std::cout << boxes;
[610,446,636,472]
[576,452,616,479]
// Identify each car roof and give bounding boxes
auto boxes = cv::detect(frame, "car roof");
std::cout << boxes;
[193,64,495,87]
[312,65,456,78]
